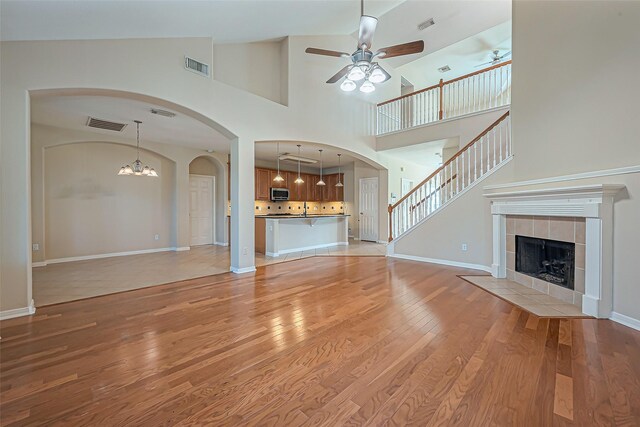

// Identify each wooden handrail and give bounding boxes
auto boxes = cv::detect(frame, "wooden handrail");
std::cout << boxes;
[377,61,512,107]
[390,110,510,211]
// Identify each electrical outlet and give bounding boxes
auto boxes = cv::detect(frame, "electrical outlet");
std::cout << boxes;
[32,243,39,251]
[461,243,468,251]
[154,234,160,240]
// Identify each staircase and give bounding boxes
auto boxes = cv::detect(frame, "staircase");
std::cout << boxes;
[387,111,511,243]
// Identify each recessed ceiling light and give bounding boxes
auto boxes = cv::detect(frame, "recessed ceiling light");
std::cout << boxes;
[438,65,451,73]
[417,18,435,31]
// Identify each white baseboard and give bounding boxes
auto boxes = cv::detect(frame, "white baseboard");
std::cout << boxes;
[230,266,257,274]
[37,247,188,266]
[389,253,492,273]
[215,241,229,247]
[0,299,36,320]
[267,241,348,257]
[610,311,640,331]
[376,240,388,245]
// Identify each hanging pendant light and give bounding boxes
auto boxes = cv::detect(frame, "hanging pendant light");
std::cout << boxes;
[335,153,344,187]
[117,120,158,177]
[316,149,326,186]
[294,144,304,184]
[273,142,284,182]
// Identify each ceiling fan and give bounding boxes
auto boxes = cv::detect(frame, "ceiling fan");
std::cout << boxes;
[305,0,425,93]
[476,49,511,68]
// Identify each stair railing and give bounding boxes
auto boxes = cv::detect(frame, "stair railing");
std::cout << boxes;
[388,111,511,242]
[377,61,511,135]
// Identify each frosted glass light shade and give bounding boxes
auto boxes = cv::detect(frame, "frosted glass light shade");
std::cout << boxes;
[359,80,375,93]
[294,176,304,184]
[340,79,356,92]
[273,173,284,182]
[347,66,365,81]
[369,68,387,83]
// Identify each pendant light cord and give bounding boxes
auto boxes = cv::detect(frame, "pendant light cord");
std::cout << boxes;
[135,120,141,161]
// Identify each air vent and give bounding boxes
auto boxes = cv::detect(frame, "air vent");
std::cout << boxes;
[185,56,210,77]
[417,18,435,31]
[279,154,318,165]
[86,117,127,132]
[438,65,451,73]
[150,108,176,118]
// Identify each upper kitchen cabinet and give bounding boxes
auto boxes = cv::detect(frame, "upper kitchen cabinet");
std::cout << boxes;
[255,168,271,201]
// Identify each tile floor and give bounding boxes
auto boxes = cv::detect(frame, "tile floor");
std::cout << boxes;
[33,239,386,306]
[459,275,589,318]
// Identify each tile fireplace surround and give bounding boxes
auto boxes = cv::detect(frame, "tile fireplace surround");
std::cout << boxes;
[485,184,624,318]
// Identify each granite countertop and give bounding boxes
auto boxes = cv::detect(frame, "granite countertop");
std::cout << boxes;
[254,214,350,219]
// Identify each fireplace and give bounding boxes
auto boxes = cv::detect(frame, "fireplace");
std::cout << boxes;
[516,236,575,290]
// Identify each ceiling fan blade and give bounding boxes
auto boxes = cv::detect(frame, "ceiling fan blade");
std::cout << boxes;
[326,65,352,84]
[376,40,424,59]
[305,47,351,58]
[475,61,495,68]
[499,51,512,60]
[358,15,378,49]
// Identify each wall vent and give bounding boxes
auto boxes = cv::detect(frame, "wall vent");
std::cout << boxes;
[417,18,435,31]
[185,56,210,77]
[150,108,176,118]
[438,65,451,73]
[86,117,127,132]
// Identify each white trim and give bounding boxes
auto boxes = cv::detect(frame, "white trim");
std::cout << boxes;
[377,105,510,138]
[215,241,229,247]
[392,156,513,245]
[389,253,491,273]
[266,241,348,257]
[483,165,640,190]
[0,299,36,320]
[39,247,188,265]
[230,266,257,274]
[610,312,640,332]
[376,240,388,245]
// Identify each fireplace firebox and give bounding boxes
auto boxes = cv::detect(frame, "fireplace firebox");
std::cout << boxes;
[515,236,575,290]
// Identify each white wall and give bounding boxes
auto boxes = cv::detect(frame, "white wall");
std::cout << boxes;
[30,123,228,263]
[392,0,640,324]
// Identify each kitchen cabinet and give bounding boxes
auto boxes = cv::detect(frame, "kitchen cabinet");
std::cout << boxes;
[255,168,271,201]
[254,167,343,202]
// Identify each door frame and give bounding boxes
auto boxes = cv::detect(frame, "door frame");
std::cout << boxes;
[189,174,216,246]
[358,177,379,242]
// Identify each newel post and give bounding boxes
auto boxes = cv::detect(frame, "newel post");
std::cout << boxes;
[438,79,444,120]
[388,204,394,242]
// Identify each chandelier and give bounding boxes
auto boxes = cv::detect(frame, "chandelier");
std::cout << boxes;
[117,120,158,177]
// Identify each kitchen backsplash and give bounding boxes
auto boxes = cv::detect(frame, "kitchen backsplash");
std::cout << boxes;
[226,201,345,216]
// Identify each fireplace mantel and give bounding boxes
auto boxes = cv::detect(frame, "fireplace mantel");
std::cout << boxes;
[484,184,625,318]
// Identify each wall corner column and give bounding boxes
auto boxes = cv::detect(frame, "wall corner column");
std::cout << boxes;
[491,213,506,278]
[230,137,256,273]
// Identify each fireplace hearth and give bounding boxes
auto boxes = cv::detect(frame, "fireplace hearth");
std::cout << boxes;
[516,236,575,290]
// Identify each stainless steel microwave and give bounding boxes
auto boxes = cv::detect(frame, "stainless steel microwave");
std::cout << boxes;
[270,188,290,201]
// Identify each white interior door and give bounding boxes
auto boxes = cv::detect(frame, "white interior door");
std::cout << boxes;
[359,177,379,242]
[401,178,414,197]
[189,175,215,246]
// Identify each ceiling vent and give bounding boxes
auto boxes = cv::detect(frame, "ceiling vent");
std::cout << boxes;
[438,65,451,73]
[185,56,210,77]
[86,117,127,132]
[150,108,176,118]
[279,153,318,165]
[417,18,435,31]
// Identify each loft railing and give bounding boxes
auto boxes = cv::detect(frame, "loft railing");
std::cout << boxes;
[388,111,511,242]
[377,61,511,135]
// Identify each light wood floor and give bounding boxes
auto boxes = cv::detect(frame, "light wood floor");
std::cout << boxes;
[33,240,386,306]
[3,257,639,426]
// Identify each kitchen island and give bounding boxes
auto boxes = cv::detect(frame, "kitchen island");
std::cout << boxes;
[255,215,349,256]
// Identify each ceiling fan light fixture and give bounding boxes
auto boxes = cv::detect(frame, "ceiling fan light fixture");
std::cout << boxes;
[347,66,366,81]
[359,80,376,93]
[340,79,357,92]
[368,67,386,83]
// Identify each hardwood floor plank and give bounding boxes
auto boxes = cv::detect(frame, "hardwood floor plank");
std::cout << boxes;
[1,257,639,426]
